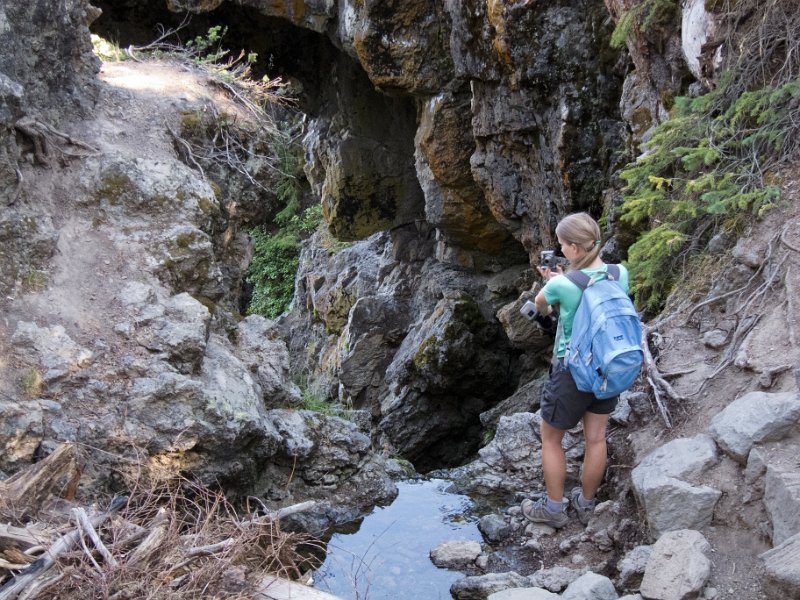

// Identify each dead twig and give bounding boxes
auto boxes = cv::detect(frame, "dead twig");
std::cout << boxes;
[71,508,118,569]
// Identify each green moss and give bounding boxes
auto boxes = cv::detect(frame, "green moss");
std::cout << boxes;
[175,232,194,248]
[413,335,439,370]
[21,270,48,292]
[19,368,43,398]
[96,174,132,205]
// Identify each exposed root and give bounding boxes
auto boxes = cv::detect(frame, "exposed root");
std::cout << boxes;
[642,226,793,419]
[14,117,99,166]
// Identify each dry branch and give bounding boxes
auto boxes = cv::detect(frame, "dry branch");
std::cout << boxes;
[0,497,126,600]
[71,508,118,569]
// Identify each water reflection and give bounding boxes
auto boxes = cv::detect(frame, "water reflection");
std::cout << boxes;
[315,478,482,599]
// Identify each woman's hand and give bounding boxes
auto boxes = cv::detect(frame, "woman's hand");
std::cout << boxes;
[537,265,563,281]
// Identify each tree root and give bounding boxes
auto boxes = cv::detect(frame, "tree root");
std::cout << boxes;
[13,117,99,167]
[642,227,793,424]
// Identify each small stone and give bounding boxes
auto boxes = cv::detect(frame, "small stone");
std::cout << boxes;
[524,539,542,552]
[702,329,728,349]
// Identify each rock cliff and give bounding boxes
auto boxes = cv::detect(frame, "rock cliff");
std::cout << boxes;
[1,0,799,598]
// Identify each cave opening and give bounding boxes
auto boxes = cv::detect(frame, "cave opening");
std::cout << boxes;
[91,1,338,115]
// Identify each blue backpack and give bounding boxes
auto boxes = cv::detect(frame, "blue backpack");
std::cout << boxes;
[564,265,644,399]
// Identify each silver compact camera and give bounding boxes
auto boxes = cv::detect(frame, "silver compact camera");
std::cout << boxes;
[519,299,557,336]
[540,250,567,270]
[520,300,537,321]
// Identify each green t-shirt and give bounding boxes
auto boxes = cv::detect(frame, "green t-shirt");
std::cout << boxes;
[542,264,630,358]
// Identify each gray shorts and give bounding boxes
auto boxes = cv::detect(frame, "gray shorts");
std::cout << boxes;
[540,360,618,430]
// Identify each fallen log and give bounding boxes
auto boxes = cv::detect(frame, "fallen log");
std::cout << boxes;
[0,444,83,519]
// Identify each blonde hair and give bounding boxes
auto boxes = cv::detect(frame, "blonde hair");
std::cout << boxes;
[555,212,602,271]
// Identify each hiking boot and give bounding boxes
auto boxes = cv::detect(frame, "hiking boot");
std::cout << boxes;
[569,487,596,525]
[521,497,569,529]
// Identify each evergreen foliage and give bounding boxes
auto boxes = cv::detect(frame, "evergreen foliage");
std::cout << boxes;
[617,0,800,311]
[246,143,322,319]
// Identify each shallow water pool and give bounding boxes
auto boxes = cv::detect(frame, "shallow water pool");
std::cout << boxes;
[314,478,482,599]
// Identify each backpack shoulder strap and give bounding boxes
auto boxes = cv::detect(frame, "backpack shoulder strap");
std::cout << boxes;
[566,264,621,290]
[565,270,591,290]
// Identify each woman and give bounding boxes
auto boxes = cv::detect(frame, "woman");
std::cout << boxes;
[522,212,629,528]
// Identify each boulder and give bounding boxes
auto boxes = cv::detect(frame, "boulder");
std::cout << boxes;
[561,572,618,600]
[451,571,531,600]
[764,462,800,545]
[639,530,711,600]
[631,435,721,537]
[11,321,93,382]
[616,545,652,592]
[527,566,583,593]
[236,315,301,407]
[760,531,800,595]
[708,391,800,463]
[136,293,210,374]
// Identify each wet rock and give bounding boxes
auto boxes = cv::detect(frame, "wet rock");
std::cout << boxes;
[379,290,513,468]
[708,391,800,463]
[430,540,482,569]
[478,514,510,543]
[640,529,711,600]
[488,588,559,600]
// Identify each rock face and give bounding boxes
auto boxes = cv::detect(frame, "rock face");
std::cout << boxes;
[0,37,397,528]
